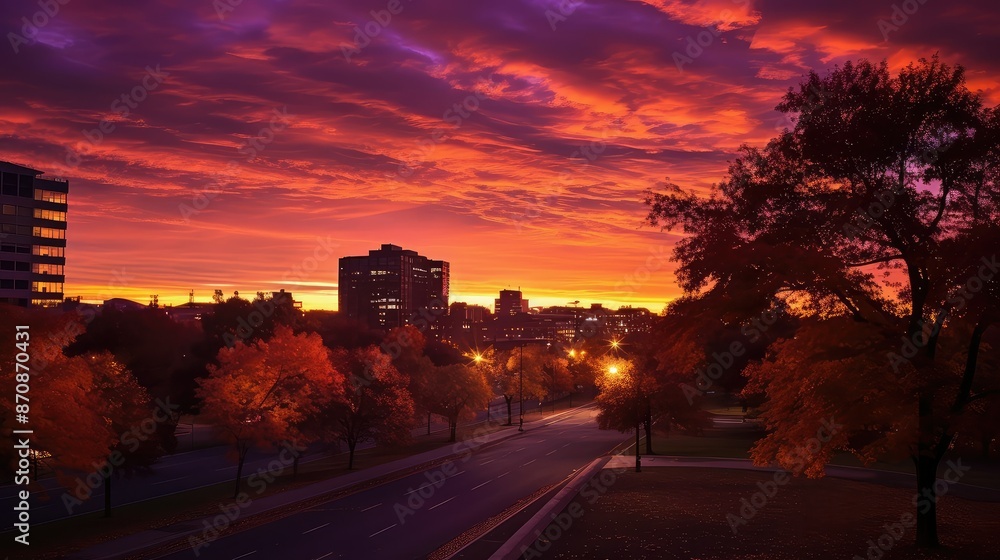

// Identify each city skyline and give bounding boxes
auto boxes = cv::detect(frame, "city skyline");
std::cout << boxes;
[3,1,999,311]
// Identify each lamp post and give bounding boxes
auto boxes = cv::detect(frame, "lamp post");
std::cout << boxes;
[608,363,641,473]
[634,371,641,473]
[518,344,524,432]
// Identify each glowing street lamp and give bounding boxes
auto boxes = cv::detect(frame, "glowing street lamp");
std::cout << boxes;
[606,362,640,473]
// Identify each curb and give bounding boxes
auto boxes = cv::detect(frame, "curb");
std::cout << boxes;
[488,455,612,560]
[67,427,526,560]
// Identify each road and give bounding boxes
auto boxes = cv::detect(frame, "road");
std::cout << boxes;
[155,406,627,560]
[0,399,551,526]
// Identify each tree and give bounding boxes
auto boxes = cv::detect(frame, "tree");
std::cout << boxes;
[323,346,414,469]
[645,56,1000,547]
[518,346,573,405]
[67,306,203,411]
[494,347,547,425]
[416,363,490,442]
[0,307,169,518]
[87,352,173,517]
[196,327,341,497]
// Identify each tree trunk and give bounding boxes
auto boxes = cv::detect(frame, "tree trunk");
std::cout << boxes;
[505,395,513,425]
[233,444,248,499]
[103,473,112,518]
[644,413,654,455]
[293,454,299,478]
[982,434,992,461]
[915,452,941,547]
[449,417,458,442]
[427,412,432,435]
[348,440,357,470]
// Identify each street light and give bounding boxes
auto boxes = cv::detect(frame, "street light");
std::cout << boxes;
[518,344,524,432]
[607,362,640,473]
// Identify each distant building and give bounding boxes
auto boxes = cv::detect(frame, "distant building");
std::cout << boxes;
[443,301,492,347]
[605,305,657,336]
[338,244,449,331]
[495,289,528,316]
[0,161,69,308]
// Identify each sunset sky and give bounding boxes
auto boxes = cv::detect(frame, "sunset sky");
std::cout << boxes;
[2,0,998,310]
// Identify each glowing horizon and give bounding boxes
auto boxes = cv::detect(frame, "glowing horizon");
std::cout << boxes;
[2,0,997,313]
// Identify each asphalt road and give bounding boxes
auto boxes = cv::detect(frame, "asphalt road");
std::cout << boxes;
[0,399,545,526]
[155,406,627,560]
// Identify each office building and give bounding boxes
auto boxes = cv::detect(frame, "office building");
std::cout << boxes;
[0,161,68,308]
[494,289,528,316]
[339,244,449,330]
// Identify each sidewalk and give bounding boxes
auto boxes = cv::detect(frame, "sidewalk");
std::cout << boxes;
[68,425,525,560]
[604,455,1000,502]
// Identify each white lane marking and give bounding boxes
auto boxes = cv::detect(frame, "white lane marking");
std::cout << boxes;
[515,447,526,452]
[405,483,433,495]
[522,459,536,466]
[361,503,382,512]
[479,459,495,465]
[215,465,236,471]
[232,552,256,560]
[545,450,556,456]
[498,471,510,478]
[152,476,188,485]
[471,480,492,491]
[302,522,330,535]
[313,553,334,560]
[428,496,456,511]
[369,524,397,538]
[561,443,571,448]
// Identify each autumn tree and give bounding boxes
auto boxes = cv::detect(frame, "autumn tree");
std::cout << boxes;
[322,346,415,469]
[645,56,1000,547]
[67,306,203,411]
[416,363,490,442]
[196,326,341,497]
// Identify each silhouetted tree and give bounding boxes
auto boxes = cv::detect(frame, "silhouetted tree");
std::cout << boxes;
[645,56,1000,547]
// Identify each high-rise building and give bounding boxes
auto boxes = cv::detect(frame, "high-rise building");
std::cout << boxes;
[1,161,68,308]
[338,244,449,330]
[494,289,528,316]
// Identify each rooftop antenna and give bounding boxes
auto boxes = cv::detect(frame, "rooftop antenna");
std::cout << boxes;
[189,290,194,305]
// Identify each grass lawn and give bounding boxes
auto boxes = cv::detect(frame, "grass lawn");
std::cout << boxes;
[619,429,1000,490]
[535,469,1000,559]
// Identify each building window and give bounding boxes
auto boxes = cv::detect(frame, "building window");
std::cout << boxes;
[33,208,66,221]
[31,281,63,293]
[2,204,14,215]
[32,263,64,275]
[32,227,66,240]
[33,190,66,204]
[32,245,64,257]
